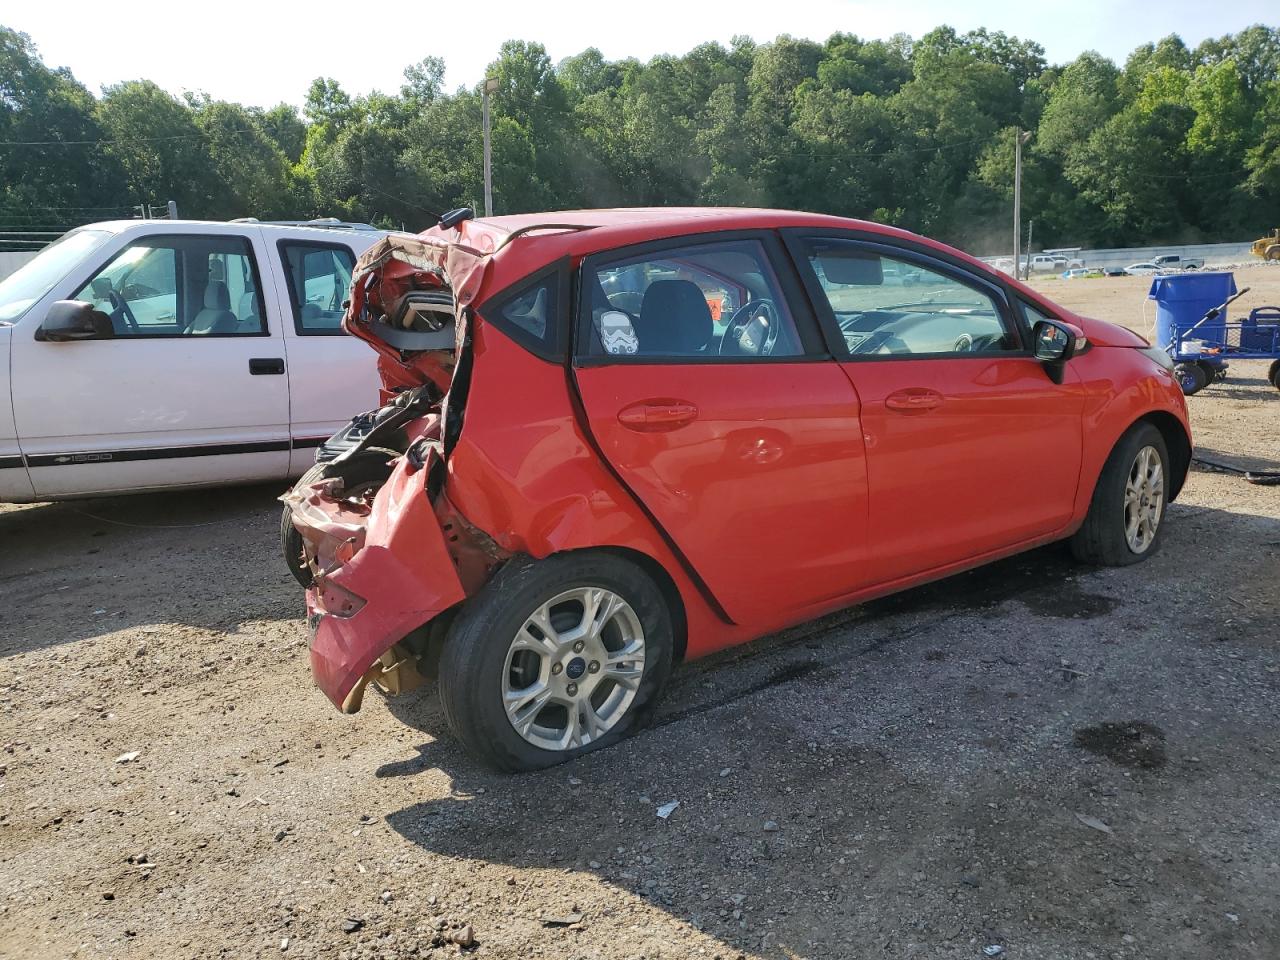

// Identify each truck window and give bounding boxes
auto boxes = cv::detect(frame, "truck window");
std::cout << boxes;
[278,241,356,335]
[71,235,265,337]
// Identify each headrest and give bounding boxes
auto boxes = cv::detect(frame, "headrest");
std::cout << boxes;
[204,280,231,311]
[638,279,712,354]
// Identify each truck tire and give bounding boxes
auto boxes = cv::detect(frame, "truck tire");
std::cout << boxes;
[1070,422,1170,567]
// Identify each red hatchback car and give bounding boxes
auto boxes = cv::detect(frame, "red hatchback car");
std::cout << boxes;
[283,207,1191,771]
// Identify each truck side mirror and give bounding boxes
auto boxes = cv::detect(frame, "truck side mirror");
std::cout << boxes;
[36,300,115,342]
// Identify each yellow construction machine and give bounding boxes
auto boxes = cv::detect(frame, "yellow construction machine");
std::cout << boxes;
[1253,228,1280,261]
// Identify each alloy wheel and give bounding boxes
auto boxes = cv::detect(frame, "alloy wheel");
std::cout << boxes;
[501,587,646,751]
[1123,445,1164,553]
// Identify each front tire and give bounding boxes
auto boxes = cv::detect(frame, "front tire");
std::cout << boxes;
[438,552,674,772]
[1070,422,1170,566]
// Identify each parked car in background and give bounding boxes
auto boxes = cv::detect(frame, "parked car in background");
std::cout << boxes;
[0,219,384,502]
[282,207,1192,771]
[1152,255,1204,271]
[1124,262,1163,276]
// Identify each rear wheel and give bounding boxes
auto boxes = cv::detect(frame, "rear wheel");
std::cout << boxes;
[1269,360,1280,391]
[1174,362,1208,395]
[1070,422,1170,566]
[438,552,674,771]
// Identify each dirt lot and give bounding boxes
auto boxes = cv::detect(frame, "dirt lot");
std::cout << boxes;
[2,265,1279,960]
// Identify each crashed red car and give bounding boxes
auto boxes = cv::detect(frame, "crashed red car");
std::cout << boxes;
[281,207,1191,771]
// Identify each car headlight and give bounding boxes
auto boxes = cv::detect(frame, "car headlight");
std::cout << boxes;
[1138,345,1174,372]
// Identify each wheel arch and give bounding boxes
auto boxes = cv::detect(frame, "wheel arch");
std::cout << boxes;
[1138,410,1191,500]
[568,545,689,662]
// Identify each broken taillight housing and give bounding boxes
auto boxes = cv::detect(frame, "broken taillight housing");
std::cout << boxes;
[314,578,366,619]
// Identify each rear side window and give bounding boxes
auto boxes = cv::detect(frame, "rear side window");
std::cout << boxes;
[480,261,566,361]
[279,241,356,335]
[580,238,807,360]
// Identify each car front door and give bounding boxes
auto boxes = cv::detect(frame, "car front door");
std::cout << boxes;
[10,229,291,498]
[786,233,1084,585]
[571,233,870,627]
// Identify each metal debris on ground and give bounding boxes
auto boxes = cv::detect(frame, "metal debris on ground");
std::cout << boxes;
[1075,813,1114,835]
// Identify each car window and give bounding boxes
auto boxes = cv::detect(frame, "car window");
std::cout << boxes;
[71,235,265,337]
[582,239,804,360]
[797,239,1016,357]
[280,242,356,335]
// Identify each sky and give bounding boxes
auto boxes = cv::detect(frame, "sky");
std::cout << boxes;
[5,0,1277,109]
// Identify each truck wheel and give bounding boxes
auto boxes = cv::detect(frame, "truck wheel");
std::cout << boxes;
[280,452,397,587]
[1070,422,1170,566]
[1174,362,1208,395]
[438,551,674,772]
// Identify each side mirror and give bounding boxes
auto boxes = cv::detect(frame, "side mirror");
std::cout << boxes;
[37,300,115,342]
[1032,318,1086,384]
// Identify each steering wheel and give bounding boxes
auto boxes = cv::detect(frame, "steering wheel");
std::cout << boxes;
[107,289,139,334]
[720,299,782,357]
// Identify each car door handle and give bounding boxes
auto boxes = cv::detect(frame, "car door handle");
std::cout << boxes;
[885,388,943,413]
[249,358,285,375]
[617,399,699,432]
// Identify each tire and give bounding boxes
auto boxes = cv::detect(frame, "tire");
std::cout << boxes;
[438,551,674,772]
[1174,362,1208,395]
[280,452,397,587]
[1070,422,1170,566]
[1198,360,1224,384]
[1269,360,1280,391]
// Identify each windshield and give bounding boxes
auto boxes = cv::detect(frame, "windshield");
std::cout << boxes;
[0,229,114,324]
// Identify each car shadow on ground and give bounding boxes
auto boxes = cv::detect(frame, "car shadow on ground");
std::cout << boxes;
[376,501,1280,957]
[0,483,297,656]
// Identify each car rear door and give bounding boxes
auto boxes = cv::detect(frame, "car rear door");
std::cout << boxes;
[571,232,870,626]
[271,236,382,474]
[10,227,291,498]
[785,232,1085,585]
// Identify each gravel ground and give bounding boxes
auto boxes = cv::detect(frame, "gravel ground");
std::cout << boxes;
[2,264,1278,960]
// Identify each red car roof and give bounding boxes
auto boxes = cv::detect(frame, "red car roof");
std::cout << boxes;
[421,207,1001,294]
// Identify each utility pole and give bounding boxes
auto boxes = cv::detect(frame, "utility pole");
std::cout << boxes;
[1013,128,1032,279]
[482,77,499,217]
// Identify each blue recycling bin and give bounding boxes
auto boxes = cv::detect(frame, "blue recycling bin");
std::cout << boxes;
[1147,272,1237,357]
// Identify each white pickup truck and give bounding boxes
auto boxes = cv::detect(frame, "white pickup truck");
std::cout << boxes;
[0,219,383,502]
[1152,254,1204,271]
[1028,253,1084,273]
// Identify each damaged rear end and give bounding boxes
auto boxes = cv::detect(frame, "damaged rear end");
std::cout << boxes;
[282,233,508,712]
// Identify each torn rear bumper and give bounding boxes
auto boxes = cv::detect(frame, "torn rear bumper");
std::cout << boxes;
[291,452,466,713]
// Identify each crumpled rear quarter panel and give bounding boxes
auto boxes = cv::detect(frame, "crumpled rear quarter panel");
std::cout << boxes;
[307,454,466,710]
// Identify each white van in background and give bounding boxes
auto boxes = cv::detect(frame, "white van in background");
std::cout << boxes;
[0,219,384,502]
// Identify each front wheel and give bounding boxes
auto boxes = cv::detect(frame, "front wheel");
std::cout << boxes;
[438,552,674,771]
[1070,422,1170,566]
